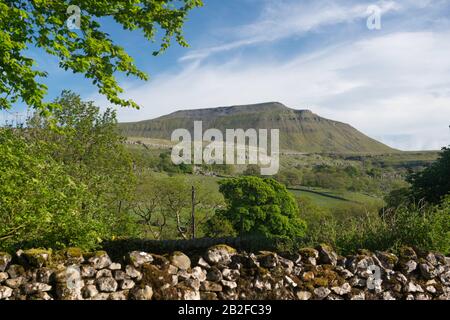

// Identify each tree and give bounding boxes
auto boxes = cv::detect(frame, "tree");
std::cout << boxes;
[27,91,135,237]
[408,147,450,204]
[0,128,105,250]
[0,0,203,112]
[215,176,307,239]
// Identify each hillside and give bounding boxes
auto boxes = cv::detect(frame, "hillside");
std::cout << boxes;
[119,102,397,153]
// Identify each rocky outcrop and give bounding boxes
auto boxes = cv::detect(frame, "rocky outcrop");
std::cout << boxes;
[0,245,449,300]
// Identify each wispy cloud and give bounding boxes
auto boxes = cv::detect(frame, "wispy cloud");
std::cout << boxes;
[181,0,400,62]
[105,30,450,151]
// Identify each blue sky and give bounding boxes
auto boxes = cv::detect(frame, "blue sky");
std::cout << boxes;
[2,0,450,150]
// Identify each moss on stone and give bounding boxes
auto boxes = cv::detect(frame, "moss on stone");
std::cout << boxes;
[299,248,318,258]
[209,244,237,254]
[66,247,83,258]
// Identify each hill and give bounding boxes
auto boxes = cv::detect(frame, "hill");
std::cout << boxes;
[119,102,397,153]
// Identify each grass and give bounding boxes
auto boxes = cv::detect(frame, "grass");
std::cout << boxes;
[289,186,383,209]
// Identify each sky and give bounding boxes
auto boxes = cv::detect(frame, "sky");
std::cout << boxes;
[2,0,450,151]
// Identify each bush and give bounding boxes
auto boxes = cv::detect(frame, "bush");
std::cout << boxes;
[0,129,106,250]
[214,176,307,239]
[301,197,450,255]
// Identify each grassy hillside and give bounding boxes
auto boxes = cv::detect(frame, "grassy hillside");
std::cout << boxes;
[119,102,397,154]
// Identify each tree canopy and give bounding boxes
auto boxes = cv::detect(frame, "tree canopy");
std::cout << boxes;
[0,0,202,113]
[408,147,450,204]
[215,176,307,240]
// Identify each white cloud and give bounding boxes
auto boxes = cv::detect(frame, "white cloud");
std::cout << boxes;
[105,30,450,151]
[181,0,400,62]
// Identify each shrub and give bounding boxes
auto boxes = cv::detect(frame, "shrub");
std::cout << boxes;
[215,176,307,239]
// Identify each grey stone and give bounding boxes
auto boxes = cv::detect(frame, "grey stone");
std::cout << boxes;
[284,276,297,288]
[36,268,53,284]
[7,264,25,278]
[406,282,424,293]
[125,265,142,280]
[314,287,331,300]
[317,245,338,266]
[5,277,24,289]
[419,263,437,279]
[331,283,352,295]
[109,291,128,300]
[296,291,312,300]
[120,279,135,290]
[130,285,153,300]
[383,291,396,300]
[197,257,211,269]
[128,251,153,268]
[0,286,13,300]
[404,260,418,273]
[81,265,96,278]
[191,266,207,282]
[258,252,278,268]
[170,251,191,271]
[96,277,118,293]
[82,284,98,299]
[205,245,236,265]
[0,253,12,272]
[200,281,223,292]
[88,251,112,269]
[221,280,237,289]
[108,263,122,271]
[0,272,8,283]
[222,268,239,281]
[206,267,223,282]
[114,270,128,281]
[96,269,113,279]
[24,282,52,294]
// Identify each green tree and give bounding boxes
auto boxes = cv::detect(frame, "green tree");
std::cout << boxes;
[408,147,450,204]
[0,128,105,250]
[215,176,307,239]
[27,91,135,237]
[0,0,202,112]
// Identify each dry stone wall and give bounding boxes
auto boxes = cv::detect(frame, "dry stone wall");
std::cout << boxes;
[0,245,449,300]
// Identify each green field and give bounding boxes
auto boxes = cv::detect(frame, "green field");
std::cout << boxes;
[288,186,383,208]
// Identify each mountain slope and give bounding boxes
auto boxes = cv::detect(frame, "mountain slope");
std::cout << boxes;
[119,102,397,153]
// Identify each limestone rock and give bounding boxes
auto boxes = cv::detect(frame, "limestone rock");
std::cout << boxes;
[81,265,96,278]
[317,244,338,266]
[7,264,25,278]
[82,284,98,299]
[125,265,142,280]
[205,245,236,265]
[96,277,118,293]
[0,286,13,300]
[130,285,153,300]
[314,287,331,300]
[296,291,312,300]
[22,249,51,268]
[0,253,12,272]
[170,251,191,271]
[128,251,153,268]
[0,272,8,283]
[88,251,112,269]
[120,279,135,290]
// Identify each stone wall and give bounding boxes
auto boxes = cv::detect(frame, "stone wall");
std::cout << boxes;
[0,245,449,300]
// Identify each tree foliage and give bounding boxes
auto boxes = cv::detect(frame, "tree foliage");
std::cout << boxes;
[0,0,202,112]
[0,128,105,250]
[0,91,137,250]
[407,147,450,204]
[215,176,307,239]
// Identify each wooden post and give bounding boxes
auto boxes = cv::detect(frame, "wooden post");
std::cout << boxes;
[191,185,196,239]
